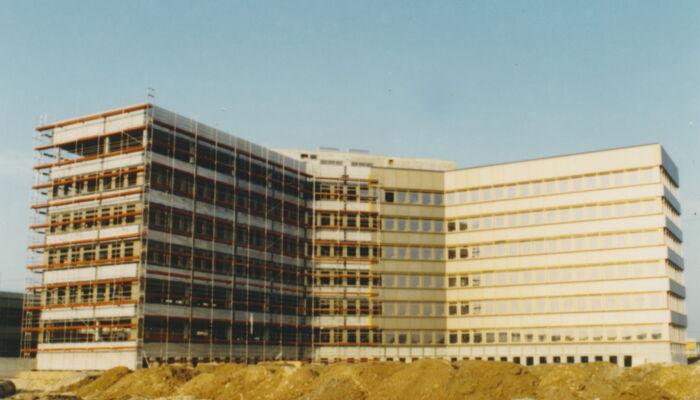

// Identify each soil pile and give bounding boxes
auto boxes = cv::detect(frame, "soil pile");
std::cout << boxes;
[22,361,700,400]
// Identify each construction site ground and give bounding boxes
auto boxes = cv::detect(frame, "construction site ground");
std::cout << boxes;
[8,359,700,400]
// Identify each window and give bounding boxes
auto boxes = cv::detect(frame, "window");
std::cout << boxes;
[434,221,444,232]
[448,303,458,315]
[449,331,458,344]
[384,218,394,230]
[448,277,457,287]
[385,192,394,202]
[459,220,468,231]
[460,276,469,287]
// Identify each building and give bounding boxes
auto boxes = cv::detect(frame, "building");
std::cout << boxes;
[0,291,23,357]
[687,338,699,363]
[23,104,687,370]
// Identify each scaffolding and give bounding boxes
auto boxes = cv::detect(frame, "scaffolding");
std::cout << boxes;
[310,172,382,362]
[23,104,314,369]
[138,107,311,366]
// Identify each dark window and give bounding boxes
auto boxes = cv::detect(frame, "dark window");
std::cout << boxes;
[385,192,394,202]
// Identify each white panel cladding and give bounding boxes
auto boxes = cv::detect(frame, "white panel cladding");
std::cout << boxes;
[315,200,372,211]
[312,316,370,326]
[314,262,371,271]
[37,349,138,370]
[46,225,140,245]
[50,151,144,180]
[43,264,138,285]
[39,341,137,350]
[314,286,372,296]
[41,304,136,321]
[51,108,146,144]
[315,230,374,242]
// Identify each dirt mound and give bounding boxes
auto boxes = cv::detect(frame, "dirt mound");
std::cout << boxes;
[72,366,195,400]
[447,360,539,400]
[54,360,700,400]
[531,362,673,400]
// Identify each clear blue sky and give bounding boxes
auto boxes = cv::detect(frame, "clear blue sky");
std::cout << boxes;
[1,1,699,334]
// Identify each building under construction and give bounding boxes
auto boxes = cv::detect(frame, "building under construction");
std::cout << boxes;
[24,104,687,369]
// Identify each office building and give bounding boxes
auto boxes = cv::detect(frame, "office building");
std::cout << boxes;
[24,104,686,369]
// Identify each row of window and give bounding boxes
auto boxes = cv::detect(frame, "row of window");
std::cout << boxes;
[150,164,308,223]
[56,129,142,158]
[150,128,309,198]
[143,316,307,343]
[445,167,661,205]
[383,292,668,317]
[42,318,134,343]
[315,212,380,229]
[384,191,443,206]
[383,325,666,345]
[48,203,139,233]
[43,282,133,306]
[445,199,660,233]
[383,230,662,262]
[50,169,140,199]
[384,355,632,367]
[314,328,382,344]
[146,241,308,285]
[382,199,663,235]
[312,270,380,287]
[148,206,306,257]
[314,182,379,202]
[312,298,381,316]
[45,240,137,267]
[384,218,443,233]
[144,278,305,315]
[315,244,379,259]
[383,261,675,289]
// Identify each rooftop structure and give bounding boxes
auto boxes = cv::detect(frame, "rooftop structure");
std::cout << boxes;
[24,104,686,369]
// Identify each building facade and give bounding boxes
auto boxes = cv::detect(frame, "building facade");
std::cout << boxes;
[0,291,23,357]
[24,104,686,370]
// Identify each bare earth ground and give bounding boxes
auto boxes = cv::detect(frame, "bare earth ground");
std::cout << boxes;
[8,359,700,400]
